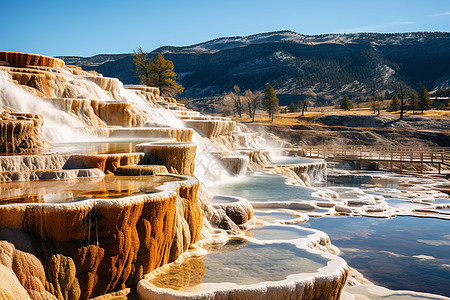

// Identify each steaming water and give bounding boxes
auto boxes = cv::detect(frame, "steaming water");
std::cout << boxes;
[119,85,186,128]
[0,69,235,183]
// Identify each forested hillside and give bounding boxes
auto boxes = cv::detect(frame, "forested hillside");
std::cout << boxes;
[60,31,450,107]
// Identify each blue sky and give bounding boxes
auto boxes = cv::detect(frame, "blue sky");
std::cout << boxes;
[1,0,449,57]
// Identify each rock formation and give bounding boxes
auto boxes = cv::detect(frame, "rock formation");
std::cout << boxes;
[0,110,51,154]
[0,51,350,300]
[0,176,202,299]
[135,143,197,176]
[0,51,65,69]
[182,119,235,139]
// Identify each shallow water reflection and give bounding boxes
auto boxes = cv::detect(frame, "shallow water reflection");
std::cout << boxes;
[149,239,328,290]
[209,172,322,202]
[0,175,182,204]
[251,225,312,240]
[305,216,450,297]
[50,138,170,154]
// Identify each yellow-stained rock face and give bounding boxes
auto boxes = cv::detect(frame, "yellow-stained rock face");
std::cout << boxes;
[176,179,203,245]
[0,111,51,154]
[0,193,177,299]
[91,101,148,127]
[136,143,197,177]
[0,51,65,69]
[64,153,145,174]
[0,229,78,300]
[114,165,168,176]
[10,71,56,98]
[44,98,107,127]
[0,174,202,300]
[0,264,32,300]
[183,120,236,138]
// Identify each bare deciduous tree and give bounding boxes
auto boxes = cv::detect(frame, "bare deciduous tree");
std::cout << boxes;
[245,89,262,122]
[230,85,242,117]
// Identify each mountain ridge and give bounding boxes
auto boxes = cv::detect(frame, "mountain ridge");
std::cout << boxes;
[59,30,450,109]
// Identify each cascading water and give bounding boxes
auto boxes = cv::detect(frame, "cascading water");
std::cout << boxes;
[118,84,185,128]
[0,71,91,142]
[2,53,449,300]
[193,132,235,184]
[1,66,239,183]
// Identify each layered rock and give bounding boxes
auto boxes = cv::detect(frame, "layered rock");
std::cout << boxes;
[279,162,327,187]
[43,98,106,127]
[124,85,160,97]
[114,165,168,176]
[0,168,104,182]
[0,51,65,69]
[108,128,193,143]
[64,153,146,174]
[0,51,349,300]
[183,119,235,139]
[0,154,70,172]
[84,76,122,100]
[214,155,249,176]
[136,143,197,176]
[0,111,51,154]
[210,195,254,228]
[90,101,147,127]
[0,176,203,299]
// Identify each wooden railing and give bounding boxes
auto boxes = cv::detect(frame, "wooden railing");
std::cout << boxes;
[286,145,450,173]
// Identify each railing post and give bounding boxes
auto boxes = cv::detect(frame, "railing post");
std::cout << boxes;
[420,152,423,173]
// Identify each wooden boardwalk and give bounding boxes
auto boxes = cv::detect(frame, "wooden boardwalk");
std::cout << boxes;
[285,145,450,174]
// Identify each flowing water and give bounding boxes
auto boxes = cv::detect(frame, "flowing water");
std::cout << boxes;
[2,64,449,299]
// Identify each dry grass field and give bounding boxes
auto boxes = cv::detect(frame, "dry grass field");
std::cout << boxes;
[232,108,450,126]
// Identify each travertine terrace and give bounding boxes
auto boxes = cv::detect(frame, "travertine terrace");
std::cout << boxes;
[0,51,348,299]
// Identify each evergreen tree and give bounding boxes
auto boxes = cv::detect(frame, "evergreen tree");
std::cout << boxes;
[288,101,296,113]
[134,47,152,86]
[389,94,400,112]
[409,92,419,114]
[397,84,407,119]
[418,85,432,114]
[340,94,353,110]
[296,100,303,112]
[263,84,279,121]
[135,52,183,96]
